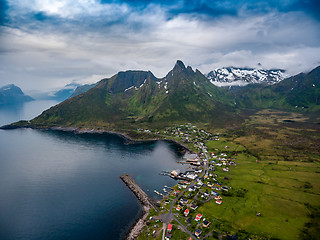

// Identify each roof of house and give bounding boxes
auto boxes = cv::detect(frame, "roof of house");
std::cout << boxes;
[167,224,172,231]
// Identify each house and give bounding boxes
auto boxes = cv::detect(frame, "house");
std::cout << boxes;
[204,190,209,198]
[185,217,192,224]
[188,186,196,192]
[186,172,198,180]
[195,213,202,221]
[222,186,229,191]
[223,167,229,172]
[176,204,183,211]
[171,169,181,177]
[211,191,219,197]
[190,203,198,210]
[184,208,189,217]
[167,224,173,233]
[216,200,222,204]
[195,228,202,238]
[180,198,188,204]
[172,190,180,196]
[203,219,211,227]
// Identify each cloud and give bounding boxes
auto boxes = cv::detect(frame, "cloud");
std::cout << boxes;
[0,0,319,92]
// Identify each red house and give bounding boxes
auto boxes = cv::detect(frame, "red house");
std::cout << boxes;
[184,208,189,217]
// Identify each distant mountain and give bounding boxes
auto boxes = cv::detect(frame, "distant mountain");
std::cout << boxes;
[70,83,97,98]
[0,84,33,105]
[206,67,285,87]
[28,60,237,129]
[49,83,81,101]
[230,66,320,111]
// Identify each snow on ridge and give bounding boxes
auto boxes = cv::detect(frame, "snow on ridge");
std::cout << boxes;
[164,81,168,89]
[124,79,148,92]
[210,80,250,87]
[134,79,147,90]
[207,67,285,87]
[156,81,162,88]
[124,86,134,92]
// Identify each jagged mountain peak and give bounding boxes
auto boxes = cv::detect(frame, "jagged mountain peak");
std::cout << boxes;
[106,70,158,93]
[174,60,186,70]
[166,60,196,79]
[206,66,285,87]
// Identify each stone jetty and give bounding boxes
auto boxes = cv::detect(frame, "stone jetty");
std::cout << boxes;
[120,174,156,209]
[120,174,158,240]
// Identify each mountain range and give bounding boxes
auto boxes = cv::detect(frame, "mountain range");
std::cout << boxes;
[5,61,320,130]
[0,84,33,105]
[206,67,285,87]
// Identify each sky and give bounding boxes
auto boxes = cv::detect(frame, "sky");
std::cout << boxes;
[0,0,320,93]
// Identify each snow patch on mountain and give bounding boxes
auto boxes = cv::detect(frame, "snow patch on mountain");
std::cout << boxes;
[206,67,286,87]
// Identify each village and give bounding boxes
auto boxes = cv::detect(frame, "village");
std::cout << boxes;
[135,124,241,240]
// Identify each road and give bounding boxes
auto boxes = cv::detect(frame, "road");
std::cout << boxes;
[160,146,210,239]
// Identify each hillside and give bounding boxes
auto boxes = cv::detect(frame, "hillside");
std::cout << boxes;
[28,61,237,130]
[4,62,319,130]
[0,84,33,105]
[70,83,96,98]
[230,66,320,112]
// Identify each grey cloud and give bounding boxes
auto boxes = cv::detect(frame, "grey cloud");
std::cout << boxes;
[0,1,319,93]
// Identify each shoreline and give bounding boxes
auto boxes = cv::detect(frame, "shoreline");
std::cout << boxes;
[2,124,192,239]
[0,124,192,152]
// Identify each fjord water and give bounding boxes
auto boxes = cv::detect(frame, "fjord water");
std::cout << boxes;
[0,101,187,240]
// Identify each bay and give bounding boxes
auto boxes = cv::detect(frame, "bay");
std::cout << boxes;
[0,101,188,240]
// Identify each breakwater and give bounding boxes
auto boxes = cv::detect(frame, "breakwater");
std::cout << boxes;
[120,174,157,210]
[120,174,158,240]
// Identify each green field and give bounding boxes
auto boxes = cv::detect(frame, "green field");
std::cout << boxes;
[198,110,320,239]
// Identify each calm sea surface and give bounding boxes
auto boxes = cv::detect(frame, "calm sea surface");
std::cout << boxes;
[0,101,188,240]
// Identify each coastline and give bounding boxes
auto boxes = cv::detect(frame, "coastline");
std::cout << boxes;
[0,124,192,151]
[1,124,191,239]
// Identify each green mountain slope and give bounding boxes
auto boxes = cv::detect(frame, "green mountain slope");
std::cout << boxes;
[231,66,320,111]
[6,62,319,130]
[30,61,237,129]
